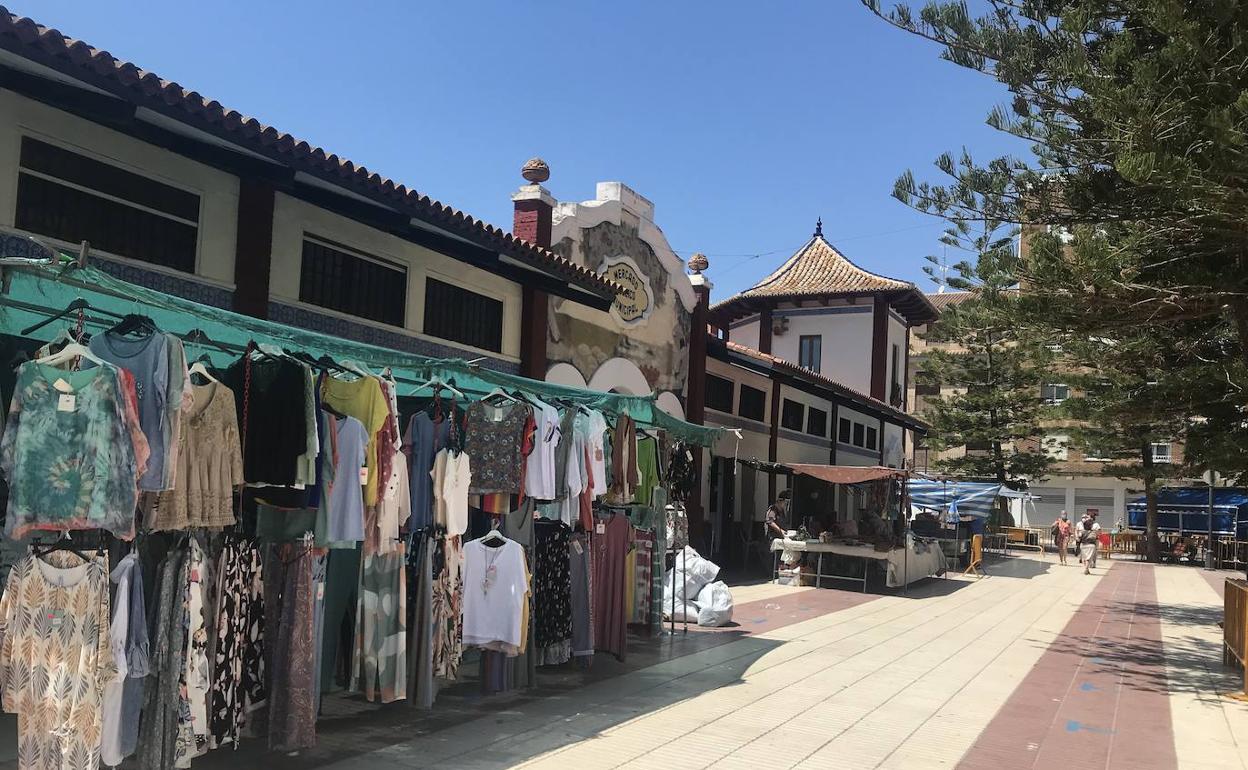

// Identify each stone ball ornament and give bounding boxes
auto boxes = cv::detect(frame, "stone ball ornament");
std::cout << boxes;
[521,158,550,184]
[688,252,709,274]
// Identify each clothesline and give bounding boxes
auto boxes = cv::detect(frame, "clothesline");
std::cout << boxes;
[0,255,722,446]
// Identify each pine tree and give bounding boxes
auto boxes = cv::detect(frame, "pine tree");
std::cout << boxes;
[862,0,1248,491]
[908,163,1054,523]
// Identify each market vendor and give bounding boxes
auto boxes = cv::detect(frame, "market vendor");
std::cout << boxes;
[764,490,792,539]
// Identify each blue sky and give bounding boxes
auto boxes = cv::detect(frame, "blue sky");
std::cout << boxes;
[21,0,1024,299]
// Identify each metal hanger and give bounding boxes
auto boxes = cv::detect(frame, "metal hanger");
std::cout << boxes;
[20,298,122,336]
[36,341,107,369]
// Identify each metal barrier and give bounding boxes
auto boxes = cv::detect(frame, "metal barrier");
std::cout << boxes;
[1225,579,1248,698]
[1001,526,1044,554]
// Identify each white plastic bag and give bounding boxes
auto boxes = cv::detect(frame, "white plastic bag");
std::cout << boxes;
[665,603,701,622]
[663,546,720,608]
[695,581,734,627]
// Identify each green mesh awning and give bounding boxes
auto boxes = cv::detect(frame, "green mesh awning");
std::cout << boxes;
[0,256,722,446]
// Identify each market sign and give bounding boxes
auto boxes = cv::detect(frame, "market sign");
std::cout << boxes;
[600,256,653,327]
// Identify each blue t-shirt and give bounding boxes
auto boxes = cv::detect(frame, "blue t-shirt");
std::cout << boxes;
[90,331,169,491]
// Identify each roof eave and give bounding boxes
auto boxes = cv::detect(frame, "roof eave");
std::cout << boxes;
[0,8,621,302]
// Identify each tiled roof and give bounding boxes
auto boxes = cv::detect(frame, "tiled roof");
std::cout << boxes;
[0,7,618,299]
[711,235,937,324]
[722,340,928,431]
[927,291,972,311]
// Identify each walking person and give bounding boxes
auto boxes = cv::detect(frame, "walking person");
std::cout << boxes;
[1076,510,1102,575]
[1052,511,1072,565]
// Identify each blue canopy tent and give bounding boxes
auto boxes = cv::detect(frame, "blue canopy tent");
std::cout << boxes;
[1127,488,1248,537]
[908,479,1018,519]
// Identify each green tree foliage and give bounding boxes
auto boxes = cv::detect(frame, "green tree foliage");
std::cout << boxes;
[911,169,1054,518]
[862,1,1248,553]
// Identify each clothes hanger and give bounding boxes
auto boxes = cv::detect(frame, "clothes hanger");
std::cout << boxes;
[107,313,158,338]
[33,530,93,563]
[479,522,507,546]
[482,386,519,405]
[20,298,123,336]
[413,376,465,400]
[338,359,373,378]
[188,359,219,385]
[36,341,108,369]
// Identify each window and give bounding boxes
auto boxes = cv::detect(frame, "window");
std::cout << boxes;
[738,385,766,422]
[852,423,865,447]
[300,236,407,328]
[798,335,822,372]
[15,136,200,272]
[865,426,878,451]
[806,407,827,437]
[838,417,852,444]
[1041,383,1070,405]
[914,372,940,396]
[1084,444,1113,461]
[1151,443,1172,463]
[781,399,805,431]
[1045,434,1069,461]
[706,375,734,413]
[423,277,504,352]
[891,344,900,391]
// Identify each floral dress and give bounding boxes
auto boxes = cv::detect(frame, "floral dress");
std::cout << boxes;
[0,552,116,770]
[0,362,138,540]
[431,536,464,680]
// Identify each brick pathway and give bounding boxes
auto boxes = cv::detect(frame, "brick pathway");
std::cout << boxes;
[958,562,1176,770]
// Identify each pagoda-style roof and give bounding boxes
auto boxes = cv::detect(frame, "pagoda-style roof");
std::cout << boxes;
[711,226,938,325]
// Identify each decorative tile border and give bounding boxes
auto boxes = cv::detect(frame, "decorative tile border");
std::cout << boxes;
[93,258,235,309]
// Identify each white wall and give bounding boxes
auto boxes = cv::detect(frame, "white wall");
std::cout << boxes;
[835,405,883,467]
[269,193,523,360]
[886,312,907,403]
[728,303,877,393]
[0,89,239,286]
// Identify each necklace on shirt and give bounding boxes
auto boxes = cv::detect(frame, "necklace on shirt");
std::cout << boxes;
[482,542,504,592]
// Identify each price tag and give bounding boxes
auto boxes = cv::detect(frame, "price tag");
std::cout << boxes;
[57,394,76,413]
[46,609,64,630]
[571,540,583,555]
[53,378,73,393]
[595,522,605,535]
[359,467,369,486]
[317,583,325,601]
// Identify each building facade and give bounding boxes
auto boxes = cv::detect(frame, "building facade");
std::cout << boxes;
[512,178,696,419]
[699,225,935,558]
[0,9,618,373]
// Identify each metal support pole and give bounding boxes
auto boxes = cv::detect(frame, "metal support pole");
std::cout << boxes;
[1208,470,1218,570]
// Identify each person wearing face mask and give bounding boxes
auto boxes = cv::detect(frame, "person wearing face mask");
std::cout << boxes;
[1051,511,1072,565]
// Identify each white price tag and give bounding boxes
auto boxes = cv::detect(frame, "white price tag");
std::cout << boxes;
[359,467,369,486]
[595,522,605,535]
[317,583,325,601]
[57,394,76,413]
[571,540,583,555]
[52,378,72,393]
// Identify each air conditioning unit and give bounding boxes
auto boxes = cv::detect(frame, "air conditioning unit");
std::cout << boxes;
[772,316,790,336]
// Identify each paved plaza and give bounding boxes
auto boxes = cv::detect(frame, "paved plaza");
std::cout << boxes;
[4,553,1243,770]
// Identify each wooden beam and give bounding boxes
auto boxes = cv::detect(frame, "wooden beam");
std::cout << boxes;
[231,179,275,318]
[870,295,889,400]
[758,305,774,355]
[768,375,781,501]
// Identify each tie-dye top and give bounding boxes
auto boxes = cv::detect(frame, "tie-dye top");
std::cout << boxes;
[0,361,139,539]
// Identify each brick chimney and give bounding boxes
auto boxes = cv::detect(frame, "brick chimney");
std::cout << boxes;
[513,158,556,379]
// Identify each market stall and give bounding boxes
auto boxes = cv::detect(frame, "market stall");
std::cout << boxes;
[0,240,723,762]
[760,464,946,591]
[770,535,946,591]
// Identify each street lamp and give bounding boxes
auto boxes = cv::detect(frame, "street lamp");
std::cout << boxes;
[1206,469,1218,570]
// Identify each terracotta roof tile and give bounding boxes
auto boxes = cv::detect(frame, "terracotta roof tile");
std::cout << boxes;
[711,235,937,323]
[926,291,972,311]
[0,6,619,299]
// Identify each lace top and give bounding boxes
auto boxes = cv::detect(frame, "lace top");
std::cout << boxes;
[146,381,244,530]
